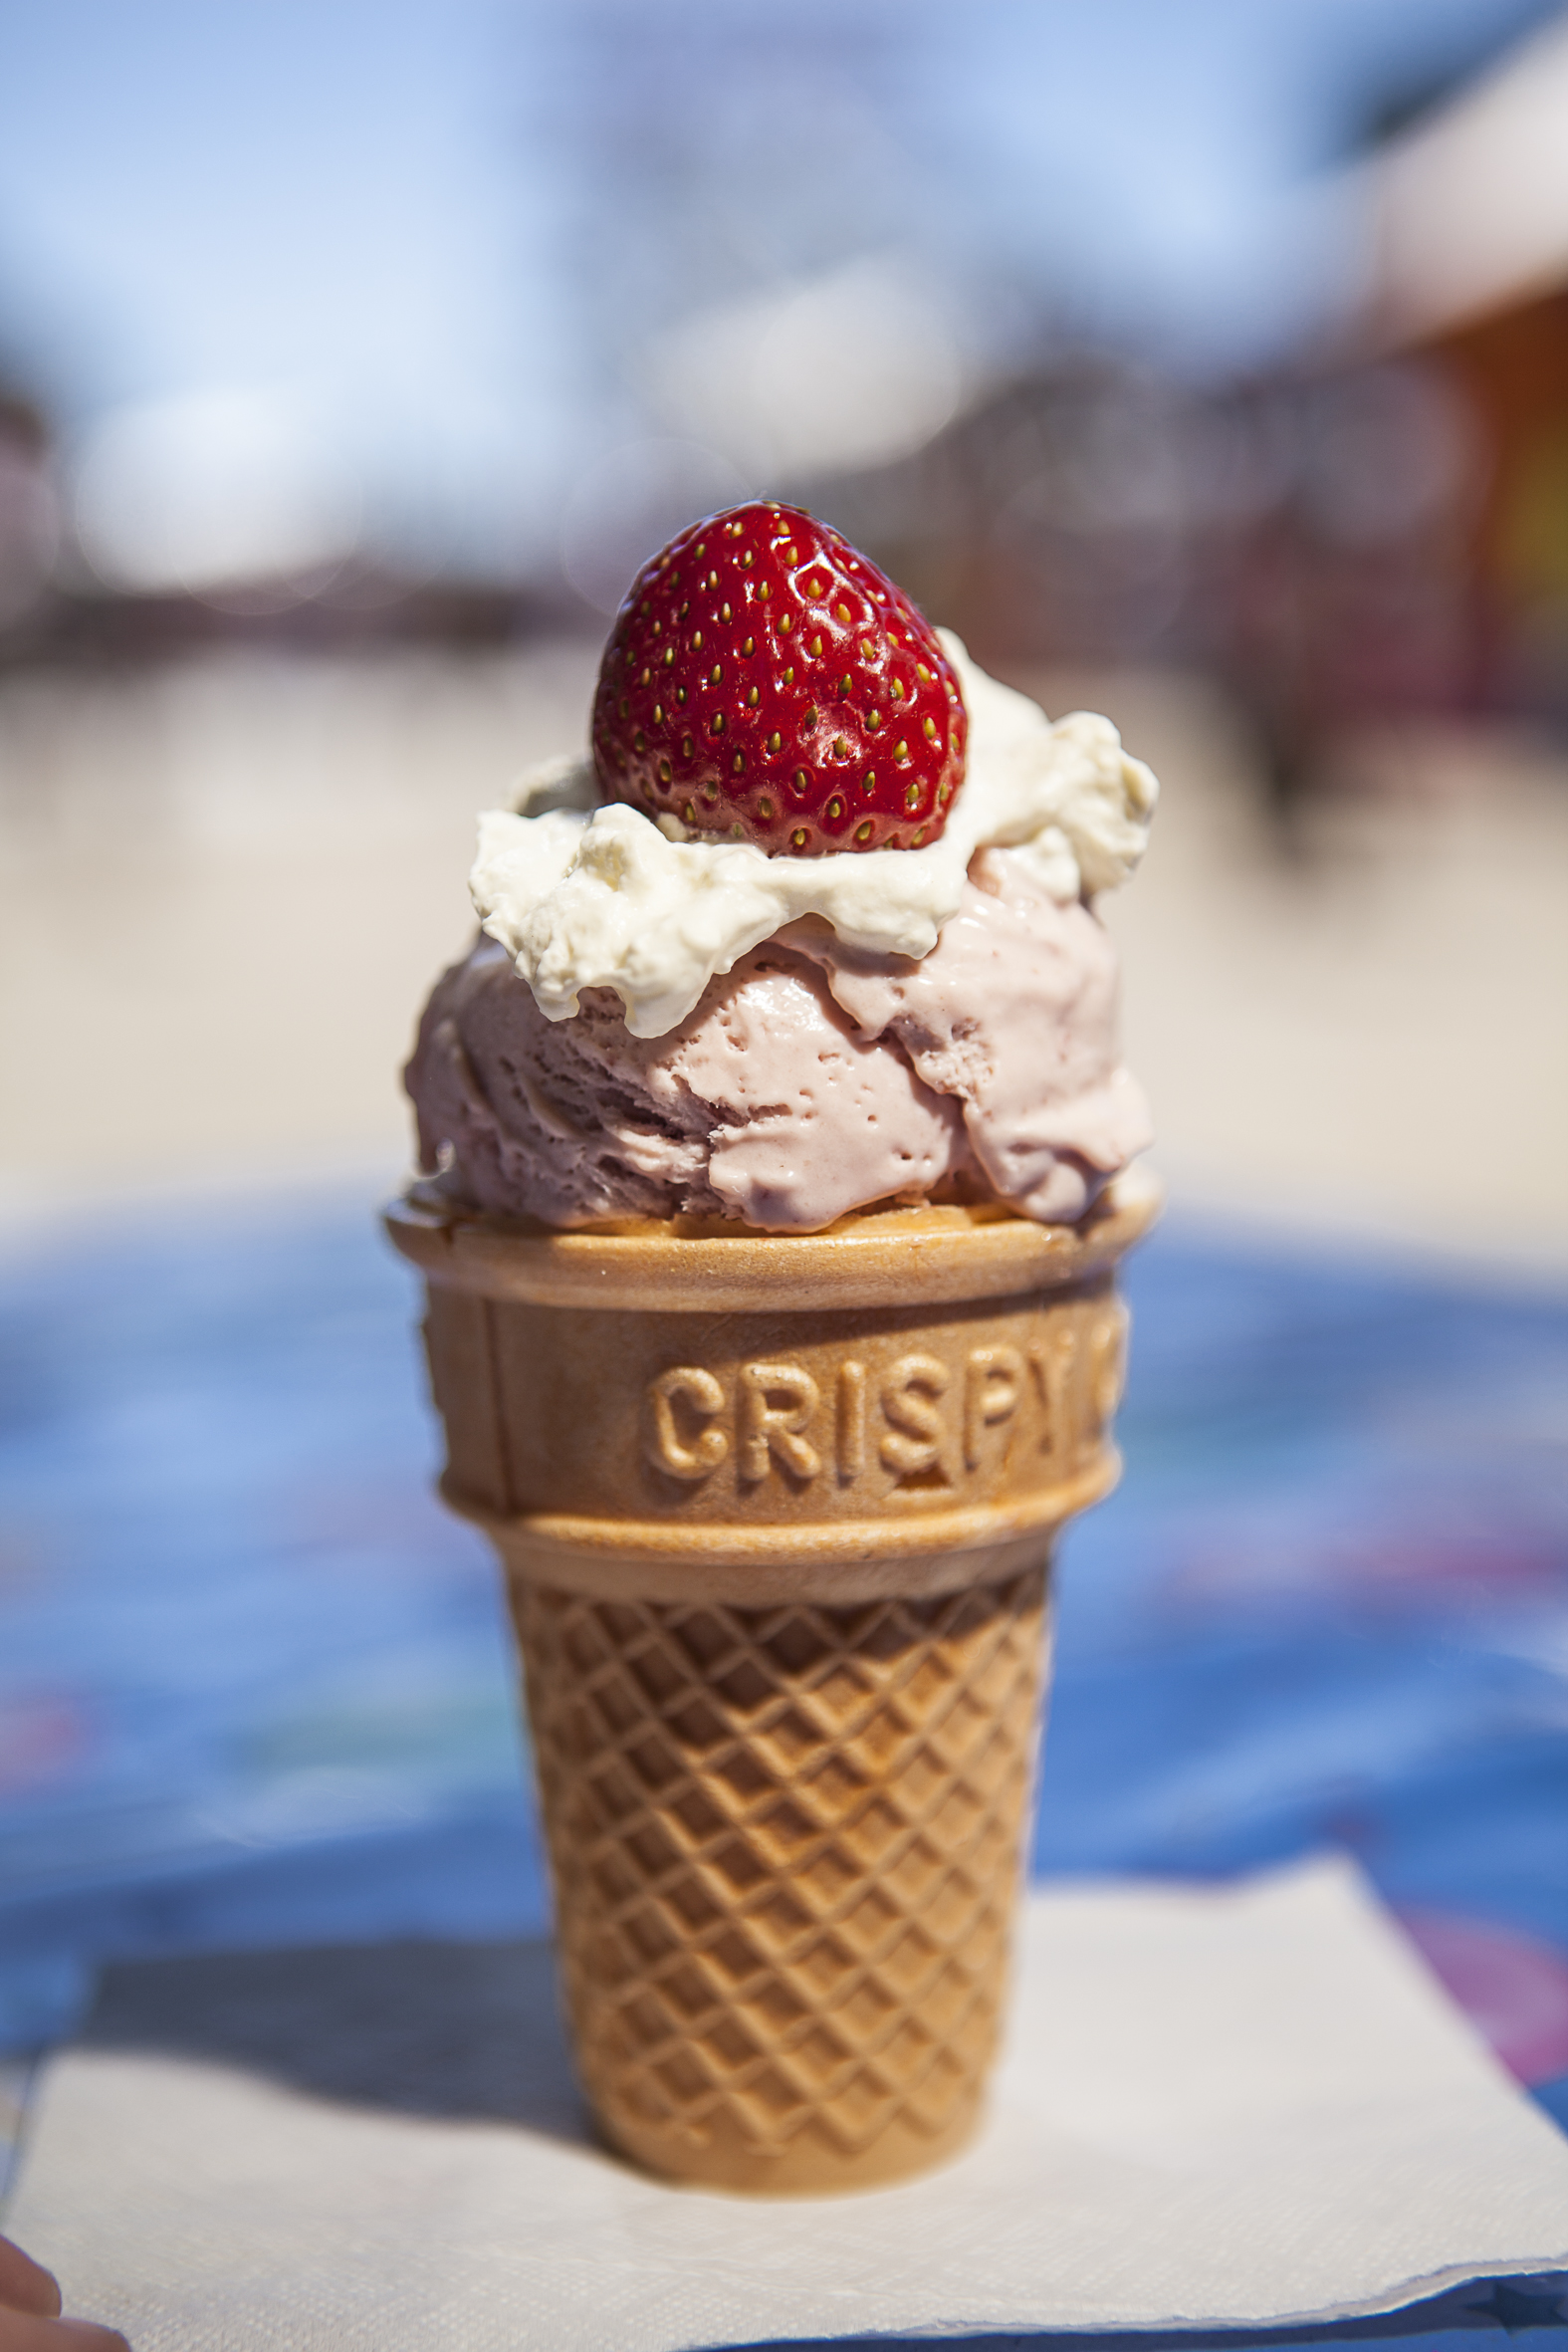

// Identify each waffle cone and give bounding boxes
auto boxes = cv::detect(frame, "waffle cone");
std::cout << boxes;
[386,1173,1157,2194]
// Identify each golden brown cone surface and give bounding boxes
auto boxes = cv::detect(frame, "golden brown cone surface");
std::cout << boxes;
[386,1174,1156,2193]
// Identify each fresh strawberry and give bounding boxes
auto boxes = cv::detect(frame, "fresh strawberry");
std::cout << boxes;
[590,502,967,854]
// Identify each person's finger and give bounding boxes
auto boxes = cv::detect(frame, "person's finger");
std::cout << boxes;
[0,2311,130,2351]
[0,2239,61,2319]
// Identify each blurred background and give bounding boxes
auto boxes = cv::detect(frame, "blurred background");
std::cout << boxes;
[2,0,1567,2202]
[2,0,1567,1244]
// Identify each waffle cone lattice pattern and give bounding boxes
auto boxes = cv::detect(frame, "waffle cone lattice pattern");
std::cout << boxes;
[514,1566,1047,2190]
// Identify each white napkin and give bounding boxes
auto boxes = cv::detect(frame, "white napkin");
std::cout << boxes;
[9,1857,1567,2352]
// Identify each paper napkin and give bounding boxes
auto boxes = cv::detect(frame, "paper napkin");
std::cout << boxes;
[9,1857,1567,2351]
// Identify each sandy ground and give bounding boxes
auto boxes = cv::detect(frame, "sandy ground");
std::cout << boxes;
[1,644,1564,1274]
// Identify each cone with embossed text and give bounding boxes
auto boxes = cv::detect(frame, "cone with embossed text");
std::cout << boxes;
[385,1173,1157,2195]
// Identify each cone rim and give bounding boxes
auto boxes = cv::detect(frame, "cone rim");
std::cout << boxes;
[384,1166,1160,1311]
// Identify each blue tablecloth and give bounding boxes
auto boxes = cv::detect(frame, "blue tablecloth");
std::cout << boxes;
[2,1191,1565,2345]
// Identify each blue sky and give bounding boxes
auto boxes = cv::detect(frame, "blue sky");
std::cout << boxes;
[0,0,1556,578]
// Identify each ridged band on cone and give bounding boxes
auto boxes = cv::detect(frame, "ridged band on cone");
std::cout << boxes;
[386,1172,1157,2195]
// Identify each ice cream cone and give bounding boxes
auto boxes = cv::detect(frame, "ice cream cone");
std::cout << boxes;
[385,1171,1157,2194]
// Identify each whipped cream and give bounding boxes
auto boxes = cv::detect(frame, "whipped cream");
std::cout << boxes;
[470,634,1157,1040]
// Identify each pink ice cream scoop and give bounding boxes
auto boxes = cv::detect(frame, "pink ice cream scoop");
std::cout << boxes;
[405,844,1150,1233]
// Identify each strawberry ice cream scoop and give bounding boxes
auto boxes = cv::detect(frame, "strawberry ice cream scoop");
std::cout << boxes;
[406,845,1150,1232]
